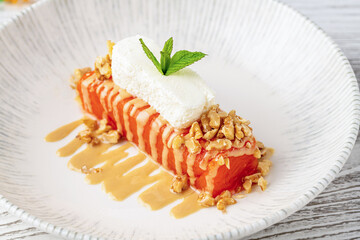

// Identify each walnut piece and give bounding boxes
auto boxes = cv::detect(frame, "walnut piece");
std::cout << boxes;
[83,117,98,131]
[244,173,261,183]
[185,137,201,154]
[96,119,112,135]
[100,130,120,144]
[206,139,232,151]
[189,122,203,140]
[243,179,252,193]
[208,108,220,129]
[95,55,112,81]
[222,116,235,140]
[258,176,267,191]
[200,113,211,133]
[76,128,99,146]
[253,147,261,158]
[172,135,184,149]
[203,128,218,140]
[197,192,216,207]
[170,175,189,193]
[258,159,272,176]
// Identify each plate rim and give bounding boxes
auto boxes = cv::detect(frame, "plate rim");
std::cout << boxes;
[0,0,359,239]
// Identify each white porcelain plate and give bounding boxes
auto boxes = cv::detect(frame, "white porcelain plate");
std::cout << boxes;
[0,0,359,239]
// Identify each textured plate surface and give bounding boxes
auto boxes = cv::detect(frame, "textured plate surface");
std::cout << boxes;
[0,0,359,239]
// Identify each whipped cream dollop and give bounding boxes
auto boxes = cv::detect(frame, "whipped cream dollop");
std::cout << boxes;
[111,35,215,129]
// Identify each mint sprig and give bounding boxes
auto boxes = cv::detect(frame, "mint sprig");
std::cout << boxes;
[139,37,206,76]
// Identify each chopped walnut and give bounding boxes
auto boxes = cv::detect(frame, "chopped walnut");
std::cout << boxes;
[197,192,216,207]
[69,67,91,89]
[95,55,112,81]
[83,117,98,131]
[189,122,203,140]
[233,138,245,148]
[217,110,228,118]
[222,116,235,140]
[253,147,261,159]
[244,173,261,183]
[241,124,252,137]
[172,135,184,149]
[200,113,211,133]
[258,159,272,176]
[76,129,100,146]
[235,123,244,140]
[215,156,230,169]
[243,179,252,193]
[206,139,232,151]
[76,129,93,144]
[215,155,226,166]
[99,130,121,143]
[203,128,218,140]
[215,190,232,201]
[216,128,225,138]
[215,190,236,212]
[170,175,189,193]
[208,108,220,129]
[96,119,112,135]
[258,176,267,191]
[185,137,201,154]
[216,197,236,212]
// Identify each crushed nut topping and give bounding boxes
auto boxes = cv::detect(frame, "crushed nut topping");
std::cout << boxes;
[197,192,216,207]
[181,105,255,159]
[172,135,185,149]
[258,159,272,176]
[96,119,112,135]
[206,139,232,151]
[76,128,100,146]
[203,128,218,140]
[244,173,261,183]
[200,113,211,133]
[253,147,261,158]
[243,179,252,193]
[215,156,230,169]
[95,55,112,81]
[189,122,203,139]
[69,67,91,89]
[77,117,121,147]
[185,137,201,154]
[258,176,267,191]
[222,116,235,140]
[99,130,120,144]
[83,117,98,131]
[170,175,189,193]
[217,197,236,212]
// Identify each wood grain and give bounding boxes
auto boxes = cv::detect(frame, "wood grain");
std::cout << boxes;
[0,0,359,239]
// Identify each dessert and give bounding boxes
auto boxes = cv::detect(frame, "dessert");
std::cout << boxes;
[51,36,273,214]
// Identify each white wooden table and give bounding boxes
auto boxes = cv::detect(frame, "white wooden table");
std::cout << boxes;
[0,0,359,239]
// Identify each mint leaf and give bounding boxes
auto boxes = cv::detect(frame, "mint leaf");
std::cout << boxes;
[160,51,171,74]
[162,37,173,56]
[165,50,206,76]
[139,37,206,76]
[139,38,163,74]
